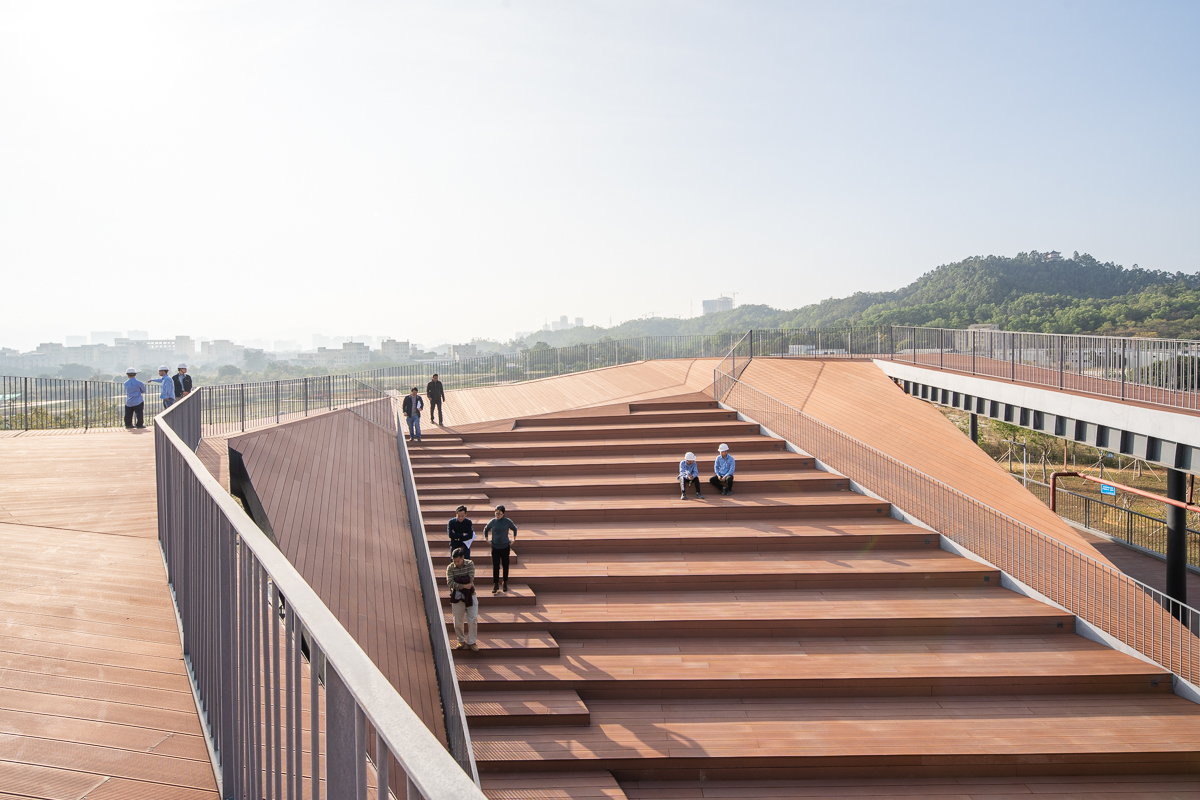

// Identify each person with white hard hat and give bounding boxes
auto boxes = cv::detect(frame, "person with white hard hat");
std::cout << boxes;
[122,368,147,429]
[679,451,704,500]
[709,443,736,496]
[149,365,176,409]
[172,363,193,398]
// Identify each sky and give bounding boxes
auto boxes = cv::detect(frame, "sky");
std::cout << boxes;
[2,0,1198,351]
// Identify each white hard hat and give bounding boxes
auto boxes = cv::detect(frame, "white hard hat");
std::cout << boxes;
[684,452,696,460]
[718,443,729,452]
[159,365,169,371]
[126,367,137,374]
[177,363,187,369]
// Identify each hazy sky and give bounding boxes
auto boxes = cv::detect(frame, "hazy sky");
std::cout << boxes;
[2,1,1198,351]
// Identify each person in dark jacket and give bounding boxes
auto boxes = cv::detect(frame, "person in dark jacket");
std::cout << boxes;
[483,505,518,593]
[448,505,476,558]
[401,387,424,442]
[446,549,478,650]
[426,373,445,426]
[172,363,193,398]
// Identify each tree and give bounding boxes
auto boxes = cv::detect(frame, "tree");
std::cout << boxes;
[217,364,243,379]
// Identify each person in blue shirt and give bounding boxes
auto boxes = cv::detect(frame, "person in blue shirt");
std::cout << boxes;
[709,443,736,496]
[679,451,703,500]
[123,368,147,429]
[149,365,175,409]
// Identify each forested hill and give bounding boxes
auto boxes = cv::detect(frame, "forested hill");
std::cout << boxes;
[514,252,1200,347]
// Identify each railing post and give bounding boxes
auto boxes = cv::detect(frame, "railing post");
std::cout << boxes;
[23,377,28,431]
[325,666,364,800]
[1010,333,1015,381]
[1121,339,1127,400]
[304,377,309,417]
[240,384,245,432]
[83,381,89,430]
[939,329,944,369]
[275,380,280,424]
[971,330,976,374]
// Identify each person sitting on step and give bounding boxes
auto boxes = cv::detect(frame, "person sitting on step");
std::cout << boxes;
[709,443,736,496]
[679,451,704,500]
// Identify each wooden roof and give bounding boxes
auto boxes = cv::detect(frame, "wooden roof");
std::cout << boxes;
[228,409,447,743]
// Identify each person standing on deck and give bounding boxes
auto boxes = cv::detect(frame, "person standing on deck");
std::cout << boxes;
[446,549,479,651]
[123,368,147,429]
[679,451,704,500]
[149,366,176,410]
[448,505,476,558]
[709,443,736,496]
[426,373,445,426]
[172,363,193,398]
[401,387,424,442]
[484,505,518,594]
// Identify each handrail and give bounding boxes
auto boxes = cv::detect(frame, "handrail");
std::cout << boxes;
[393,391,479,782]
[155,392,486,798]
[713,366,1200,686]
[1050,471,1200,515]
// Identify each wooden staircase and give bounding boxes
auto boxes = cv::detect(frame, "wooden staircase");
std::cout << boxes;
[413,393,1200,799]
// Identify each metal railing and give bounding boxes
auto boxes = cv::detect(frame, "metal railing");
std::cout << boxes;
[752,326,892,359]
[6,333,746,432]
[1020,478,1200,568]
[890,326,1200,412]
[0,374,175,430]
[155,391,486,799]
[392,391,478,781]
[713,367,1200,686]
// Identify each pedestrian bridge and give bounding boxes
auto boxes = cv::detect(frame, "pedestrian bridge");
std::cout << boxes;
[3,327,1200,799]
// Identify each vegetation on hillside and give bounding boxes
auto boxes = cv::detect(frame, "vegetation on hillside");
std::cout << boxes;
[517,252,1200,348]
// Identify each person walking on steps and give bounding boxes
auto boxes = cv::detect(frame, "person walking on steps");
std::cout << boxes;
[123,368,147,429]
[402,387,424,442]
[710,443,736,496]
[426,373,445,426]
[149,366,176,410]
[448,505,476,559]
[446,549,479,651]
[680,452,704,499]
[484,505,518,593]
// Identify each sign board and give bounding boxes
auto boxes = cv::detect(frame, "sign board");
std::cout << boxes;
[1100,484,1117,496]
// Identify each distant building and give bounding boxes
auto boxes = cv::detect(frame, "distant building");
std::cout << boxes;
[66,336,87,347]
[1046,251,1062,262]
[201,339,245,364]
[702,296,734,315]
[574,317,584,328]
[127,330,149,340]
[90,331,122,346]
[381,339,411,361]
[448,344,477,361]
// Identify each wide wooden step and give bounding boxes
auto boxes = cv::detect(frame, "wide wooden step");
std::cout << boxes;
[418,471,848,499]
[457,634,1170,698]
[439,550,999,593]
[442,452,815,477]
[458,631,560,658]
[618,775,1200,799]
[630,400,718,412]
[515,409,738,428]
[425,436,788,460]
[426,520,935,553]
[417,471,482,484]
[441,582,537,607]
[474,520,935,554]
[451,587,1074,638]
[481,771,628,800]
[464,689,590,727]
[421,493,890,524]
[470,694,1200,779]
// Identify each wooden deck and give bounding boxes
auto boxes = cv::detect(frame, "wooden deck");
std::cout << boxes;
[406,392,1200,799]
[0,429,219,798]
[229,408,447,744]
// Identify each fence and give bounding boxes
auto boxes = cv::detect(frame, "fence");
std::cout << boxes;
[155,391,486,799]
[4,333,746,432]
[714,367,1200,686]
[1020,478,1200,568]
[890,326,1200,413]
[0,375,174,430]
